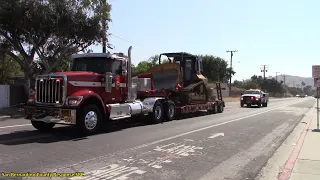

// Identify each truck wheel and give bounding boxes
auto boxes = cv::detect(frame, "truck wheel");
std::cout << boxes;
[31,121,55,132]
[264,102,268,107]
[150,101,164,124]
[164,100,176,121]
[240,102,244,107]
[257,102,261,108]
[217,103,224,113]
[77,104,102,135]
[208,104,217,114]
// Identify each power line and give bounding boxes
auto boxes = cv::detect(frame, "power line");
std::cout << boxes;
[226,50,238,97]
[110,34,156,54]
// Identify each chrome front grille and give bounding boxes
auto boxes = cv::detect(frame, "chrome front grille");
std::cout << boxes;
[35,76,66,105]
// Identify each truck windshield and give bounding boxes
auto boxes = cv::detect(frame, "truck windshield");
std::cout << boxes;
[71,57,111,74]
[244,90,260,94]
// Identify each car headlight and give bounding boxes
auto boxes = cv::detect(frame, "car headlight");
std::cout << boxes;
[241,97,243,100]
[67,96,83,106]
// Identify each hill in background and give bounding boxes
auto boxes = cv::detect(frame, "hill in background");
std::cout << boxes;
[268,75,314,88]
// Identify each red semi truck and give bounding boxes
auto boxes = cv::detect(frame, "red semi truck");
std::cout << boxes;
[24,46,225,135]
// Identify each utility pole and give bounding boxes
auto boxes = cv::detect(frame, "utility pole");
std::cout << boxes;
[283,74,286,85]
[275,72,280,82]
[260,65,269,91]
[226,50,238,96]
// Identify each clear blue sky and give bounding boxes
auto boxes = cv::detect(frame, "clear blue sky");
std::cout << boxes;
[90,0,320,81]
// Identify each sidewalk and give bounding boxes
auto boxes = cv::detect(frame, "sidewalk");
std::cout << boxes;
[279,104,320,180]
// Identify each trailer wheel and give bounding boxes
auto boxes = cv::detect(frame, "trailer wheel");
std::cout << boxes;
[208,104,217,114]
[150,101,164,124]
[217,103,224,113]
[164,100,176,121]
[76,104,102,135]
[31,121,55,132]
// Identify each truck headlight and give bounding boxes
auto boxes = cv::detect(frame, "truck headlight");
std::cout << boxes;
[27,94,35,104]
[27,98,35,104]
[67,96,83,106]
[241,97,243,100]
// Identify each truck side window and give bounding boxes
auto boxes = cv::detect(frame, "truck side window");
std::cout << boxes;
[112,60,122,75]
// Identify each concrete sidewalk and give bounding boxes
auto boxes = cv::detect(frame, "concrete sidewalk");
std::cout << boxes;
[279,104,320,180]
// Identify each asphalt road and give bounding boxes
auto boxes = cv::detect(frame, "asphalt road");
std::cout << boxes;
[0,97,315,180]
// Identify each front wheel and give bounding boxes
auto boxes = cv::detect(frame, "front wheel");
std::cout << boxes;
[257,102,261,108]
[31,121,55,132]
[76,104,103,135]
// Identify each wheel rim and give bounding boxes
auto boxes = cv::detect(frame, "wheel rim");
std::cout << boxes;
[155,106,162,120]
[84,111,98,130]
[168,104,175,118]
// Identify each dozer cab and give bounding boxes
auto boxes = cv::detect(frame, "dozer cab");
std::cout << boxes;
[145,52,211,105]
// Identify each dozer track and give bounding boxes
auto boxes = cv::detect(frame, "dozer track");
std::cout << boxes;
[179,80,209,105]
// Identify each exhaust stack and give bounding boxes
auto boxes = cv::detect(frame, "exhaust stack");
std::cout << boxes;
[127,46,133,102]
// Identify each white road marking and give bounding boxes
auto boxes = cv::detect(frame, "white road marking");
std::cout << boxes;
[0,124,31,129]
[154,142,204,157]
[208,133,225,139]
[54,99,310,171]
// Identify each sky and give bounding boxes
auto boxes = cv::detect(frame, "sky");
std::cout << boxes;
[90,0,320,81]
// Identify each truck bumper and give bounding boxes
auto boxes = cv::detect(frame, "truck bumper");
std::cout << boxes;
[24,106,77,125]
[241,99,261,105]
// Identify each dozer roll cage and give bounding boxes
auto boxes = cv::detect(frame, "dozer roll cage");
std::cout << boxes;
[158,52,204,74]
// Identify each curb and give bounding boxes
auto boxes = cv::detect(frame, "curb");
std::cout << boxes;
[278,114,314,180]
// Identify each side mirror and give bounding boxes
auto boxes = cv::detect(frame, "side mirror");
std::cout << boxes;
[263,94,266,97]
[104,72,113,92]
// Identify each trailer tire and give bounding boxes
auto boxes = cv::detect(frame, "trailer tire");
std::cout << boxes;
[208,104,217,114]
[217,103,224,113]
[149,101,164,124]
[31,121,55,132]
[164,100,176,121]
[76,104,102,135]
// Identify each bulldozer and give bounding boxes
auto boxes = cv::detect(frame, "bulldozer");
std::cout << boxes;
[145,52,212,105]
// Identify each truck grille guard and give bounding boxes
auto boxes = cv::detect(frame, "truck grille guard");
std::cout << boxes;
[35,74,67,106]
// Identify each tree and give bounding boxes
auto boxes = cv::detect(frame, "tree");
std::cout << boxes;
[233,79,260,90]
[132,61,151,76]
[303,85,312,96]
[0,53,22,84]
[200,55,229,82]
[0,0,111,94]
[132,55,170,76]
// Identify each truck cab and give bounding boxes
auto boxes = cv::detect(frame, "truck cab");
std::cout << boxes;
[240,89,269,108]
